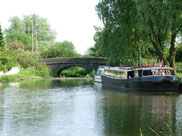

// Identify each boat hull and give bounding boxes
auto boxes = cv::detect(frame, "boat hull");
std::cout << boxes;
[101,75,179,91]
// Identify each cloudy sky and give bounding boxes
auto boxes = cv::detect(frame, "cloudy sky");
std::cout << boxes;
[0,0,103,54]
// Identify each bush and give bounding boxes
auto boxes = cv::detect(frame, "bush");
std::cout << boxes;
[15,49,54,77]
[0,49,19,72]
[60,67,89,77]
[86,70,96,78]
[7,41,24,50]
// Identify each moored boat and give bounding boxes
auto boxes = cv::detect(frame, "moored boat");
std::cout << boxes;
[94,65,108,83]
[101,66,179,91]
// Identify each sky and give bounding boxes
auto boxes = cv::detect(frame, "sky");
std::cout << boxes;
[0,0,103,54]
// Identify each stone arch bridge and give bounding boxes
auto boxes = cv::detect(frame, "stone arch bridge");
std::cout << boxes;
[38,57,106,76]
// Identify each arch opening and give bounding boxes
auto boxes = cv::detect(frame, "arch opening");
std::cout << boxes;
[58,66,93,77]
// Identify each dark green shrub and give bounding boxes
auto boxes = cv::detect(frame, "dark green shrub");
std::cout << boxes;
[0,49,19,72]
[15,49,54,77]
[60,67,89,77]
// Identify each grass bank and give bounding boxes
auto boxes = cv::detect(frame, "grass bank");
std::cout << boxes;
[0,69,55,81]
[0,68,96,81]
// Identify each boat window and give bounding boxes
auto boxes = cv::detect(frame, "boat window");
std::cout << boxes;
[138,70,142,77]
[96,70,102,75]
[127,71,134,79]
[143,70,152,76]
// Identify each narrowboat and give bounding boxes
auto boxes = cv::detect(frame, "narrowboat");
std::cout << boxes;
[101,66,179,91]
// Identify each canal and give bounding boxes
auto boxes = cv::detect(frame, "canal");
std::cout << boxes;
[0,79,182,136]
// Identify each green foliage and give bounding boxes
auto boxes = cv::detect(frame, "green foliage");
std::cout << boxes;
[7,41,24,50]
[0,50,19,72]
[95,0,182,67]
[5,16,25,33]
[60,67,89,77]
[60,67,96,78]
[0,25,5,51]
[95,0,141,66]
[88,27,104,57]
[23,14,56,41]
[0,49,54,79]
[86,70,96,78]
[176,44,182,62]
[40,41,81,58]
[6,32,32,50]
[15,49,52,77]
[5,14,56,52]
[0,68,54,81]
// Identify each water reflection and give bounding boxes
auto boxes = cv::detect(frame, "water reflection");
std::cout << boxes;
[101,87,181,136]
[0,80,181,136]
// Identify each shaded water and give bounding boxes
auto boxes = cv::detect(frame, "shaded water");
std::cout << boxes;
[0,79,182,136]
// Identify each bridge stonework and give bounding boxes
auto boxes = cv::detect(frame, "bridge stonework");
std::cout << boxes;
[38,57,105,76]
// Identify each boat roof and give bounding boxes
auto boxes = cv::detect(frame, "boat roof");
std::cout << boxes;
[105,66,174,72]
[134,66,174,71]
[104,67,133,72]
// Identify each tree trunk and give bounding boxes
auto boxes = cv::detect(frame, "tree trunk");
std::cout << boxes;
[169,32,177,74]
[138,45,142,66]
[149,34,169,66]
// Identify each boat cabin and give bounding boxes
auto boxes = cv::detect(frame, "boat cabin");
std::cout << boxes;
[103,66,174,79]
[103,67,134,79]
[135,67,174,77]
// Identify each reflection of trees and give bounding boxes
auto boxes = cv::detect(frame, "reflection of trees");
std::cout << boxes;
[0,79,95,135]
[0,79,94,90]
[101,89,178,136]
[19,80,53,90]
[59,79,94,88]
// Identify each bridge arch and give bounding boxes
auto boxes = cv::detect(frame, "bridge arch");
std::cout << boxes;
[38,57,106,76]
[56,64,93,76]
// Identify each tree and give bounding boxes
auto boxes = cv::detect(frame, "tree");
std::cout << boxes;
[6,32,32,50]
[96,0,140,65]
[135,0,182,71]
[40,41,81,58]
[23,14,56,41]
[5,14,56,51]
[0,25,5,51]
[96,0,182,70]
[5,16,25,34]
[88,27,104,57]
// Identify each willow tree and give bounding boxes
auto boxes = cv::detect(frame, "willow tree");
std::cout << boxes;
[135,0,182,70]
[96,0,142,65]
[96,0,182,69]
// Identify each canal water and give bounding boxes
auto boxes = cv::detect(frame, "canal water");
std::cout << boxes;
[0,79,182,136]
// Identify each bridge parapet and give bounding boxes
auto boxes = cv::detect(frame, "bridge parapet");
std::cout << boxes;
[38,57,105,64]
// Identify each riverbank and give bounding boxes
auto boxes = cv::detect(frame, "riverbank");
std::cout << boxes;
[0,69,93,82]
[0,69,53,81]
[0,77,93,82]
